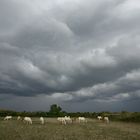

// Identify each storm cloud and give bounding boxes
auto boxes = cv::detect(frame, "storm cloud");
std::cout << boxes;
[0,0,140,111]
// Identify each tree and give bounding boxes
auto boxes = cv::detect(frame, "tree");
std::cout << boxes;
[49,104,62,117]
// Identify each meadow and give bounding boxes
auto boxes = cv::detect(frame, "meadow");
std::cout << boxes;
[0,117,140,140]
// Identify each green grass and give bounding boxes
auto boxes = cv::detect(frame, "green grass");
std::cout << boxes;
[0,118,140,140]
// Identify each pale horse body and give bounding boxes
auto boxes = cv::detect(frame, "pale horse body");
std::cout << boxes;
[78,117,87,123]
[24,117,32,124]
[104,117,109,123]
[17,116,22,120]
[97,116,102,120]
[4,116,12,120]
[40,117,45,124]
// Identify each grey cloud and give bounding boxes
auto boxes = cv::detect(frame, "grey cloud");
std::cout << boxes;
[60,69,140,103]
[10,17,73,49]
[0,0,140,111]
[0,0,36,38]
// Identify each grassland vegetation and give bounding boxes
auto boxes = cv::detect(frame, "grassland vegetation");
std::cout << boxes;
[0,117,140,140]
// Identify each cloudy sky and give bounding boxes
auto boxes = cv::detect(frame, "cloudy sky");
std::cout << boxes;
[0,0,140,112]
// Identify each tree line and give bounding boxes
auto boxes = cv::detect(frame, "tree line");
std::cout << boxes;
[0,104,140,122]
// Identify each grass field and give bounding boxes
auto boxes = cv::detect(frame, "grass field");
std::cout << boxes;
[0,117,140,140]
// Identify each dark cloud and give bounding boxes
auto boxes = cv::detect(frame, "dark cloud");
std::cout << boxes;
[0,0,140,111]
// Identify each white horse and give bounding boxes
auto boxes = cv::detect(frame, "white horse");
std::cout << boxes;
[78,117,87,123]
[4,116,12,120]
[24,117,32,124]
[104,117,109,123]
[40,117,45,124]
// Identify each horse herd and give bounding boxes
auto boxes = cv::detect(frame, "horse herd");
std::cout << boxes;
[3,115,109,125]
[3,116,44,124]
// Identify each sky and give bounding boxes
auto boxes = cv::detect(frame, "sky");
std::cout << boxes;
[0,0,140,112]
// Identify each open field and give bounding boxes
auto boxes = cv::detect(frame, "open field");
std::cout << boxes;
[0,117,140,140]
